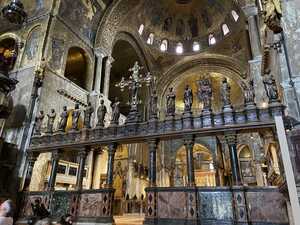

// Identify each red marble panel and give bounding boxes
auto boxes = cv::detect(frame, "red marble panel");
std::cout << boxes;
[246,191,289,223]
[157,191,187,219]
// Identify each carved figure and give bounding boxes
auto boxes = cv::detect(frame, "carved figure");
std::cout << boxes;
[163,17,173,32]
[97,99,107,127]
[47,109,56,134]
[221,78,231,106]
[244,80,256,105]
[111,97,120,125]
[188,15,198,37]
[263,70,279,102]
[150,89,158,118]
[176,19,185,36]
[264,0,282,33]
[166,87,176,116]
[58,106,68,132]
[197,79,212,111]
[84,102,94,128]
[184,85,193,112]
[72,103,81,130]
[34,110,44,135]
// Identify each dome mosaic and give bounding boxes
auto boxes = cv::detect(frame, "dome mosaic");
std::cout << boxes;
[136,0,244,55]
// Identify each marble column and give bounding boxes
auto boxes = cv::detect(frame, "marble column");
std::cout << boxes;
[184,136,195,186]
[47,150,61,191]
[93,49,105,94]
[103,56,114,98]
[76,149,88,191]
[106,143,117,187]
[243,4,267,106]
[225,133,242,185]
[23,152,39,191]
[148,139,158,187]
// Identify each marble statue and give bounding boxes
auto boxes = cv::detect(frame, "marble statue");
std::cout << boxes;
[72,103,81,130]
[97,99,107,127]
[129,61,143,82]
[264,0,282,33]
[166,87,176,116]
[221,78,231,106]
[47,109,56,134]
[244,80,255,105]
[150,89,158,118]
[184,85,193,112]
[58,106,68,132]
[111,97,120,125]
[34,110,44,135]
[197,79,212,111]
[263,70,279,102]
[84,102,94,128]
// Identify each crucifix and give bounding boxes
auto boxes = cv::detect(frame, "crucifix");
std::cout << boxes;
[115,61,154,123]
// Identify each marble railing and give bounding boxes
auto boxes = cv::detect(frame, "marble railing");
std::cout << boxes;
[29,103,284,151]
[19,189,114,223]
[144,186,289,225]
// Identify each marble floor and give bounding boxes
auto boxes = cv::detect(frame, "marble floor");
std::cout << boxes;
[114,214,144,225]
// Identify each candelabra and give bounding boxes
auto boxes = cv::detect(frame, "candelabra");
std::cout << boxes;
[2,0,27,25]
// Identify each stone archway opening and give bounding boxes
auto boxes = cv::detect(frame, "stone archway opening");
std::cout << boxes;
[65,47,89,90]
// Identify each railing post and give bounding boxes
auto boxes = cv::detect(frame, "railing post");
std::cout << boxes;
[148,139,158,187]
[106,143,117,187]
[47,150,61,191]
[184,135,195,186]
[76,147,89,191]
[225,132,242,185]
[23,152,39,191]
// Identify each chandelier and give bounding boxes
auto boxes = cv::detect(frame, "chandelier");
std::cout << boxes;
[2,0,27,25]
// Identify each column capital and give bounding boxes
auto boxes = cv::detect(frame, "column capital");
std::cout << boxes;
[225,132,237,145]
[147,139,158,151]
[52,149,62,161]
[108,143,118,153]
[26,151,39,162]
[184,135,195,146]
[242,4,258,17]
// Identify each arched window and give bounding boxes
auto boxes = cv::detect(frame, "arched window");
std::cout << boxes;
[147,33,154,45]
[192,41,200,52]
[160,39,168,52]
[138,24,144,35]
[176,42,183,54]
[65,47,89,90]
[222,24,230,36]
[231,10,239,22]
[208,34,216,45]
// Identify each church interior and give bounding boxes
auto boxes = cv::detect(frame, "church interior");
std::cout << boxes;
[0,0,300,225]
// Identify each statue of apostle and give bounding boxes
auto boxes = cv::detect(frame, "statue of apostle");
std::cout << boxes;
[47,109,56,134]
[263,69,279,102]
[84,102,94,128]
[72,103,81,130]
[244,80,256,105]
[97,99,107,127]
[221,78,231,107]
[111,97,120,125]
[58,106,68,132]
[184,85,193,113]
[150,89,158,119]
[166,87,176,117]
[197,79,212,111]
[34,110,44,135]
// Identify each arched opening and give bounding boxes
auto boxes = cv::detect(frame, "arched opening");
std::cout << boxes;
[110,40,148,117]
[174,144,216,187]
[65,47,89,90]
[238,145,256,185]
[0,38,18,74]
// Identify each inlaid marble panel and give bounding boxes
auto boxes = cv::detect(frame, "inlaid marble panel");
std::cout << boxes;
[198,191,233,221]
